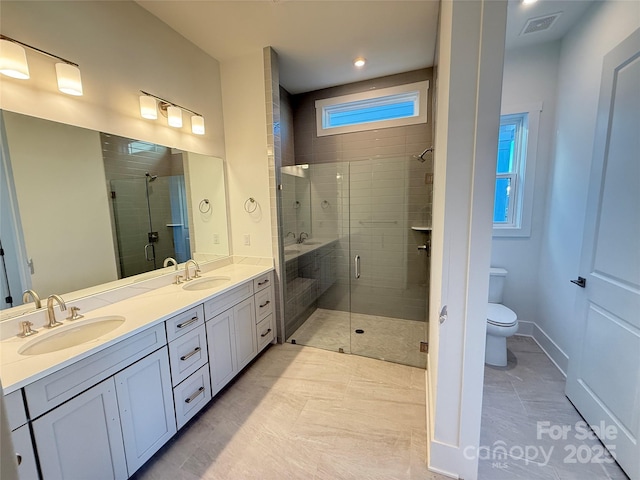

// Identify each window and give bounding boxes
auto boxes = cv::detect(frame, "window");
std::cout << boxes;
[493,103,542,237]
[315,81,428,137]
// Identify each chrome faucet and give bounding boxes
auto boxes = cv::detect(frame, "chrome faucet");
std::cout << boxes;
[46,294,66,328]
[298,232,309,244]
[22,289,42,309]
[163,257,178,270]
[184,259,201,281]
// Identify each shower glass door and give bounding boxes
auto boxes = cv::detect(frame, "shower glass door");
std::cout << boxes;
[283,157,429,368]
[111,175,190,278]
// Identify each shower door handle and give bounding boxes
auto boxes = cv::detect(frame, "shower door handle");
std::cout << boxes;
[354,255,361,279]
[144,243,155,261]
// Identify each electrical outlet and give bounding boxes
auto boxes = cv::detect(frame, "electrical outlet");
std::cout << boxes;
[213,233,219,244]
[243,234,251,246]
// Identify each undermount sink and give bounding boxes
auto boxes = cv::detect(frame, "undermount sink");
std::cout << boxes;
[182,276,231,291]
[284,249,301,255]
[19,316,126,356]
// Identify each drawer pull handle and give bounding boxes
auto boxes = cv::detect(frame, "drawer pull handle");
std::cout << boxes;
[185,386,205,404]
[259,300,271,308]
[258,279,269,286]
[260,328,272,338]
[177,316,199,329]
[180,346,201,361]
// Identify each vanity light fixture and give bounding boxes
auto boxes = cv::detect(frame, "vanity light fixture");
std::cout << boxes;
[139,90,205,135]
[0,34,83,96]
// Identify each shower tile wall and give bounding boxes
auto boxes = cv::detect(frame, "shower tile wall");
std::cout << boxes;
[100,133,184,278]
[291,69,433,322]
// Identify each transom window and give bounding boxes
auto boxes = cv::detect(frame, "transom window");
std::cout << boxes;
[315,81,428,137]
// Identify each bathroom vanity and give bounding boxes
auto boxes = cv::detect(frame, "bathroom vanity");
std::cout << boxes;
[1,263,275,479]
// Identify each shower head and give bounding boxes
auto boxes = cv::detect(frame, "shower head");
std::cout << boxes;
[413,146,434,163]
[145,172,158,182]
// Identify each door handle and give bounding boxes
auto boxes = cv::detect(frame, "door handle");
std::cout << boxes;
[354,255,361,279]
[144,243,155,261]
[570,276,586,288]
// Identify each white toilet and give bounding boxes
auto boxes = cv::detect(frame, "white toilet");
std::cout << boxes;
[485,267,518,367]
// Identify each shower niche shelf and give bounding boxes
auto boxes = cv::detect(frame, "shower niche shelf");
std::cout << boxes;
[411,226,432,232]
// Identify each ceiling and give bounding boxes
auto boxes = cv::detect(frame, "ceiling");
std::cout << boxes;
[137,0,594,95]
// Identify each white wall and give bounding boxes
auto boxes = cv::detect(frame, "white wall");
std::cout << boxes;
[0,1,224,158]
[536,1,640,369]
[3,112,118,298]
[220,52,273,258]
[184,153,230,257]
[428,1,507,478]
[491,42,560,325]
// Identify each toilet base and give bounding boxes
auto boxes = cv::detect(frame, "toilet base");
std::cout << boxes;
[485,334,508,367]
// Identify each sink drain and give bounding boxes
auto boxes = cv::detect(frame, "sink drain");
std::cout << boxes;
[354,329,365,334]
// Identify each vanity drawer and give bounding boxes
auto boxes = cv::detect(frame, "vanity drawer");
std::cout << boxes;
[204,282,253,320]
[254,286,274,323]
[168,325,208,387]
[4,389,27,431]
[173,365,212,430]
[165,304,205,343]
[257,314,274,352]
[253,272,273,293]
[25,323,166,418]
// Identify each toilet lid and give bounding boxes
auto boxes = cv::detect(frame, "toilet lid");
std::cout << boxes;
[487,303,517,327]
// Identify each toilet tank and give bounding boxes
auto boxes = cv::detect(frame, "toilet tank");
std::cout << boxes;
[488,267,508,303]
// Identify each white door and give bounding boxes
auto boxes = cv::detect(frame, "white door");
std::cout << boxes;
[32,378,128,480]
[115,347,176,476]
[566,28,640,480]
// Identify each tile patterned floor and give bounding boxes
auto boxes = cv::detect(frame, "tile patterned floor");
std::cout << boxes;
[479,336,629,480]
[287,308,427,368]
[133,343,446,480]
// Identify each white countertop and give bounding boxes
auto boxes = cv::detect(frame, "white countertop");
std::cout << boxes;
[283,238,338,261]
[0,262,272,394]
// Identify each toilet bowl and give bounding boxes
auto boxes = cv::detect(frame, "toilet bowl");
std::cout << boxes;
[485,268,518,367]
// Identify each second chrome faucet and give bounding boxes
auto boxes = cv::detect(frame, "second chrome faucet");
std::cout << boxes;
[46,294,67,328]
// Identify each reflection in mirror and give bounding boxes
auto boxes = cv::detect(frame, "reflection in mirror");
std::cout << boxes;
[0,110,229,317]
[281,165,311,243]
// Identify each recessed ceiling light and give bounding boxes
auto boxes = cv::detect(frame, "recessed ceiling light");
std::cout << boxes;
[523,0,538,4]
[354,57,366,68]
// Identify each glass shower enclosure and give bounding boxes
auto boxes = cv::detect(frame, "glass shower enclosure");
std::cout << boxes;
[281,156,431,368]
[110,175,190,278]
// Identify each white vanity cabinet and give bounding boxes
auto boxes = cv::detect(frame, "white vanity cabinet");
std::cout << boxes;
[25,324,173,479]
[114,347,176,475]
[5,389,39,480]
[205,272,275,396]
[32,378,128,480]
[165,306,211,430]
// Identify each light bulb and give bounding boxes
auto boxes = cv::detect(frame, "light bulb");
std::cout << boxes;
[167,106,182,128]
[191,115,205,135]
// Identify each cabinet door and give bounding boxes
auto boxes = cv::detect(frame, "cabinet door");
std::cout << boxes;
[206,308,237,396]
[234,297,257,371]
[115,347,176,476]
[33,378,128,480]
[12,424,39,480]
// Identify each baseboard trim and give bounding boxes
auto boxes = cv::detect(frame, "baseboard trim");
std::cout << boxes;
[515,322,569,376]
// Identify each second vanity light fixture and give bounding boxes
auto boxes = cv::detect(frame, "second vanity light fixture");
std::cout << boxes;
[0,34,83,96]
[139,90,205,135]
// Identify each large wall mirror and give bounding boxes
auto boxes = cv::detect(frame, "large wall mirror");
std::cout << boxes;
[0,110,230,318]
